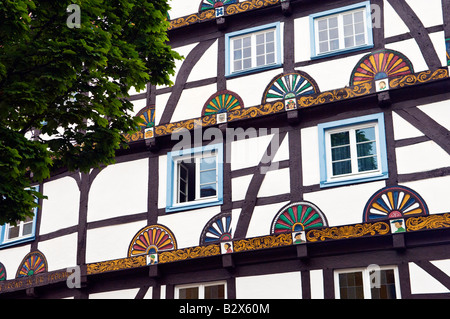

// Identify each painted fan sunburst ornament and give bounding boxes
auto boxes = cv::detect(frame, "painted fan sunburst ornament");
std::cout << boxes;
[128,225,176,257]
[200,213,232,245]
[350,49,414,85]
[363,186,428,222]
[16,251,47,278]
[136,106,155,129]
[199,0,238,11]
[262,71,319,104]
[202,91,243,116]
[271,202,328,234]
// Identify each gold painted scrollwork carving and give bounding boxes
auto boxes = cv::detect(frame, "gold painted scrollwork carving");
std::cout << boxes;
[406,213,450,231]
[306,222,390,242]
[158,244,221,263]
[233,233,292,252]
[87,256,146,275]
[389,68,448,88]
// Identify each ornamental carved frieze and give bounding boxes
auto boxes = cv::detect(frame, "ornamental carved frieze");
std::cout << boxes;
[158,244,221,263]
[406,213,450,232]
[233,233,292,252]
[306,222,390,242]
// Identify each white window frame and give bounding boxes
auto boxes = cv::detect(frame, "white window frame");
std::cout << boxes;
[318,113,389,188]
[225,22,282,76]
[173,152,219,204]
[175,281,227,299]
[310,1,373,59]
[324,122,382,182]
[166,144,223,213]
[3,216,35,243]
[334,266,401,299]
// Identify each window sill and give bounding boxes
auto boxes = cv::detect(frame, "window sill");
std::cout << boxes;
[225,63,282,79]
[166,198,223,213]
[311,43,373,60]
[0,236,35,249]
[320,172,388,188]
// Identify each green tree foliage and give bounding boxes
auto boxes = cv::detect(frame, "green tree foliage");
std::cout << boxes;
[0,0,181,224]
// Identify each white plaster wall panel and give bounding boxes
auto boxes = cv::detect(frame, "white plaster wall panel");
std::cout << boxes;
[187,40,218,83]
[392,111,424,140]
[406,0,443,28]
[246,201,290,238]
[401,176,450,215]
[130,98,147,117]
[87,158,149,222]
[301,126,321,186]
[231,208,241,238]
[309,269,324,299]
[418,100,450,131]
[257,168,290,198]
[383,0,410,38]
[271,133,289,163]
[0,244,31,280]
[158,206,221,249]
[37,233,77,272]
[301,53,366,91]
[155,92,171,126]
[231,175,253,202]
[86,220,146,263]
[143,286,153,299]
[408,262,450,294]
[158,155,167,209]
[168,0,199,20]
[386,39,428,73]
[40,176,80,235]
[429,31,447,67]
[230,134,273,171]
[431,259,450,277]
[303,181,386,227]
[226,68,283,107]
[396,141,450,175]
[157,42,197,90]
[89,288,140,299]
[170,83,217,123]
[236,271,302,299]
[294,17,311,62]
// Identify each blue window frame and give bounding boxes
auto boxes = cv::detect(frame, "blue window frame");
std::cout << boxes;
[166,144,223,213]
[318,113,388,188]
[0,186,39,248]
[310,1,373,59]
[225,22,282,77]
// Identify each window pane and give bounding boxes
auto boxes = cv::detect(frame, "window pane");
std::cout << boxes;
[331,132,349,147]
[345,36,354,48]
[234,60,242,71]
[318,19,328,31]
[243,47,251,58]
[200,156,216,171]
[266,42,275,53]
[356,127,376,142]
[266,53,275,64]
[357,141,377,157]
[200,170,216,184]
[329,28,339,40]
[234,49,242,60]
[339,272,364,299]
[22,222,33,236]
[355,22,365,34]
[266,30,274,42]
[256,44,264,55]
[243,58,252,69]
[332,160,352,176]
[200,183,217,198]
[256,33,264,45]
[371,269,397,299]
[343,13,353,25]
[355,34,366,45]
[328,17,338,28]
[344,25,354,37]
[205,284,225,299]
[354,11,364,23]
[319,42,329,53]
[8,225,20,239]
[330,39,339,50]
[179,287,199,299]
[242,36,251,47]
[332,146,351,161]
[319,30,328,41]
[256,55,265,66]
[358,156,378,172]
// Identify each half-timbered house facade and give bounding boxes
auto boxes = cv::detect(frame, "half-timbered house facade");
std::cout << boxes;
[2,0,450,299]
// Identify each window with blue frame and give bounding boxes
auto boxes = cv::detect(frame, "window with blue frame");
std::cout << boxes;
[0,186,39,248]
[166,144,223,213]
[318,113,388,188]
[225,22,282,77]
[310,1,373,59]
